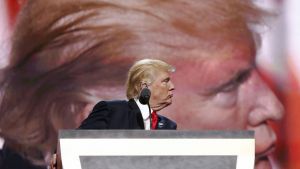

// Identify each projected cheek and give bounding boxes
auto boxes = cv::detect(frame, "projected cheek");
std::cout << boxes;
[213,90,238,108]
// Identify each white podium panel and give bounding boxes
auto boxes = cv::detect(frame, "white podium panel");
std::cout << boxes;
[59,130,254,169]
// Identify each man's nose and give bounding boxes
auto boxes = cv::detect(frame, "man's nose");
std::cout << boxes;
[169,81,175,91]
[247,71,284,126]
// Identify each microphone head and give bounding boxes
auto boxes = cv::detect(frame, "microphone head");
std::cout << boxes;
[139,88,151,105]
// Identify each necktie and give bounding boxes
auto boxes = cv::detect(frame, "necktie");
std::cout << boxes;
[151,111,158,129]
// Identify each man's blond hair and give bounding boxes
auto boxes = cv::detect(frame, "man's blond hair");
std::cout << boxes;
[126,59,175,99]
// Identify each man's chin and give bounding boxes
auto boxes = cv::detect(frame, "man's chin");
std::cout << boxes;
[153,103,171,111]
[255,158,272,169]
[165,101,172,107]
[166,98,173,104]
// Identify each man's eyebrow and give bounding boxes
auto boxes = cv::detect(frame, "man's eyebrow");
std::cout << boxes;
[210,66,254,93]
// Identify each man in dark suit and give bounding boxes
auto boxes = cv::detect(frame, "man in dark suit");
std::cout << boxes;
[79,59,176,130]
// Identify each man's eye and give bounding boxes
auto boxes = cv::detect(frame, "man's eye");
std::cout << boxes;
[162,78,170,83]
[236,70,251,84]
[220,83,238,93]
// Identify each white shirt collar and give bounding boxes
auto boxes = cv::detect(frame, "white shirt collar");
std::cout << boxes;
[134,99,152,120]
[134,99,153,130]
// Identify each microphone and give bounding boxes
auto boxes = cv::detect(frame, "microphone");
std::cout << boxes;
[139,87,151,105]
[139,85,152,129]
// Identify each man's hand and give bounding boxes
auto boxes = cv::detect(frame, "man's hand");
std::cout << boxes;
[50,153,62,169]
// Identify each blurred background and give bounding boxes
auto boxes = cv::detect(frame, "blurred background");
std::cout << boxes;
[0,0,299,168]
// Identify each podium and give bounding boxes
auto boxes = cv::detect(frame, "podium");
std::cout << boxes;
[59,130,254,169]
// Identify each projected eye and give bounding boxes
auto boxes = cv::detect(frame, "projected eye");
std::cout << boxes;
[218,69,252,93]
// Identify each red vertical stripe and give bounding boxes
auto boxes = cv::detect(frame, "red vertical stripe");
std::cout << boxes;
[6,0,25,28]
[285,92,300,169]
[285,60,300,169]
[288,60,300,91]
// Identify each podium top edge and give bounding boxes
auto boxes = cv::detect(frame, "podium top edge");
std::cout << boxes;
[59,130,254,139]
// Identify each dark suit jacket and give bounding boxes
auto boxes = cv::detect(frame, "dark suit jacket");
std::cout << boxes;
[0,144,46,169]
[79,99,177,130]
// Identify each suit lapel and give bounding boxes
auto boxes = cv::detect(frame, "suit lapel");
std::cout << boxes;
[128,99,144,129]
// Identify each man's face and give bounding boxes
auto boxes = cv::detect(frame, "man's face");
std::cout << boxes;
[163,39,284,169]
[148,70,175,111]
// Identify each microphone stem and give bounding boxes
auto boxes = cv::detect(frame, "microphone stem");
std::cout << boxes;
[147,102,152,130]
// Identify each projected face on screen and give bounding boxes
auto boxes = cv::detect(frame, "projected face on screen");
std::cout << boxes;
[1,1,285,168]
[162,37,284,169]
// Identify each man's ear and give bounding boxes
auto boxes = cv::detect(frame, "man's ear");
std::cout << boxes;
[140,82,148,88]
